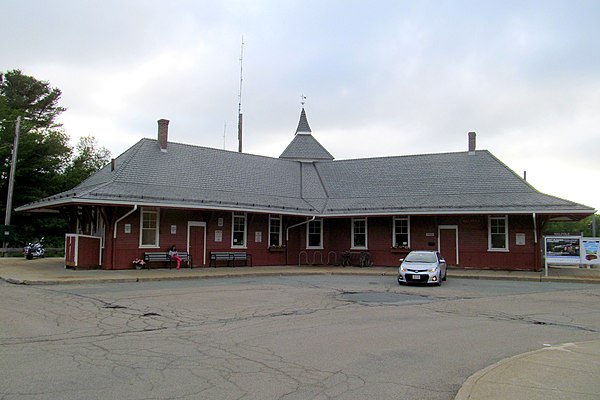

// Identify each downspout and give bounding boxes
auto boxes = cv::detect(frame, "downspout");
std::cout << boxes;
[111,205,138,269]
[114,205,138,238]
[532,212,540,273]
[532,213,538,244]
[285,216,316,265]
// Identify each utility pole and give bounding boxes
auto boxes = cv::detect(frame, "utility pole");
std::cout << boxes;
[237,36,244,153]
[3,116,20,250]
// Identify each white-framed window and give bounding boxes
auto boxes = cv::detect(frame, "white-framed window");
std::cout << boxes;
[232,212,247,248]
[307,219,323,249]
[351,217,368,249]
[392,216,410,248]
[140,208,159,247]
[268,215,282,247]
[488,215,509,251]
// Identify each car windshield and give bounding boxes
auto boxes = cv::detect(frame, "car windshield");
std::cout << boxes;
[404,252,437,263]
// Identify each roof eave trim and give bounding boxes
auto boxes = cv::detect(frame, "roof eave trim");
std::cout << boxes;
[16,198,322,217]
[17,198,596,218]
[322,208,596,217]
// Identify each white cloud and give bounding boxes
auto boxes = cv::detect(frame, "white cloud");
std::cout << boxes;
[2,0,599,211]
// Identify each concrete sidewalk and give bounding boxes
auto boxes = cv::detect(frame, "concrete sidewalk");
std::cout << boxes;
[1,257,599,285]
[1,257,599,400]
[455,340,600,400]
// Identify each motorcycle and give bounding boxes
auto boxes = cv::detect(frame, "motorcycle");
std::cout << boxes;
[24,237,45,260]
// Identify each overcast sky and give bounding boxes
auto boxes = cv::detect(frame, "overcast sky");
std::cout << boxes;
[3,0,599,212]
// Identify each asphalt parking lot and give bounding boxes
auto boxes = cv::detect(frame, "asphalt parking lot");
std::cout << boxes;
[1,275,599,399]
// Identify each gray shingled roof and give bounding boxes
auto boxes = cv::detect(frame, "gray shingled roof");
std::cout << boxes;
[279,134,335,161]
[17,136,595,217]
[279,108,334,161]
[295,108,312,133]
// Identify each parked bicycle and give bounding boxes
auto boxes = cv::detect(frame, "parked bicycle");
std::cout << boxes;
[341,251,352,267]
[341,251,372,267]
[359,251,373,267]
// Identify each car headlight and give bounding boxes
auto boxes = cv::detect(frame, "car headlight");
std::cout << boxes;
[428,266,438,273]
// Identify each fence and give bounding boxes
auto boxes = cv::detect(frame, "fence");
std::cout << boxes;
[0,247,65,257]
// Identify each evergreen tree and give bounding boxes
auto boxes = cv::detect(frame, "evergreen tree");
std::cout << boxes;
[0,70,110,247]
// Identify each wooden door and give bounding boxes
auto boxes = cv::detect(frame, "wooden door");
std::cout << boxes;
[189,225,206,267]
[439,226,458,266]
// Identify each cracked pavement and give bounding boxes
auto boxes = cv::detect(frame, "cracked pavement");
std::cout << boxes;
[1,276,599,399]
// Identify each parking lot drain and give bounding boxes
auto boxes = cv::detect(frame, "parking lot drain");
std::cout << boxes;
[340,292,433,305]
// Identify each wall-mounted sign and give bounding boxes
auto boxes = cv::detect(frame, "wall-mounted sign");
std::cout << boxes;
[171,225,177,234]
[215,230,223,242]
[515,233,525,246]
[218,218,224,227]
[124,224,131,234]
[255,231,262,243]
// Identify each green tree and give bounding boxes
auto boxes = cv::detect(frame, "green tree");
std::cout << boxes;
[62,136,111,189]
[544,214,598,237]
[0,70,114,247]
[0,69,72,204]
[0,70,73,246]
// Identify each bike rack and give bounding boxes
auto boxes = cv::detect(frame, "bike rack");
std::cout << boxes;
[298,251,309,266]
[327,251,337,265]
[312,251,323,265]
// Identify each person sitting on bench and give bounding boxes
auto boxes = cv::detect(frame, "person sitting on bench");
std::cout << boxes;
[168,245,183,269]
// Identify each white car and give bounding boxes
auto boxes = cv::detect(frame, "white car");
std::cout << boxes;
[398,251,447,286]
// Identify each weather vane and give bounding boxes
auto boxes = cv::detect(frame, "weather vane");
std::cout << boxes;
[301,94,306,107]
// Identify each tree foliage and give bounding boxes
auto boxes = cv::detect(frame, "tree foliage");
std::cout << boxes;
[544,214,598,237]
[0,69,111,246]
[0,70,71,228]
[62,136,111,189]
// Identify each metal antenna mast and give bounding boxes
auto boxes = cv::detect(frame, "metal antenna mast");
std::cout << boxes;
[237,36,244,153]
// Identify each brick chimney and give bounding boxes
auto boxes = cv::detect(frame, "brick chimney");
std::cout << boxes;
[158,119,169,152]
[468,131,476,154]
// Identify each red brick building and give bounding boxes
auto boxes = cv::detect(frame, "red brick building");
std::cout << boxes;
[17,109,595,270]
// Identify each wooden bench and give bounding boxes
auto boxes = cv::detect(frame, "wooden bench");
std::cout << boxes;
[143,251,192,269]
[209,251,252,268]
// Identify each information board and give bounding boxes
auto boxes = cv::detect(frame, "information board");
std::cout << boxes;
[582,238,600,265]
[544,236,581,264]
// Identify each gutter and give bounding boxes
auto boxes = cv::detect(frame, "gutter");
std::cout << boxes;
[286,216,317,242]
[532,213,538,244]
[285,216,317,265]
[113,204,138,239]
[109,204,138,270]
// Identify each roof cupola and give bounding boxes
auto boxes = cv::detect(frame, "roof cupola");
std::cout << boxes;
[295,108,312,134]
[279,107,334,161]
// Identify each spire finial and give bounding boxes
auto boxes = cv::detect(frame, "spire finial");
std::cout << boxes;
[295,105,312,134]
[301,94,306,107]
